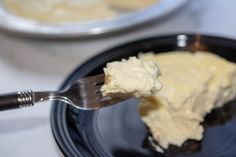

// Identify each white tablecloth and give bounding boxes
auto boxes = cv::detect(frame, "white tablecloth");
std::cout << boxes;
[0,0,236,156]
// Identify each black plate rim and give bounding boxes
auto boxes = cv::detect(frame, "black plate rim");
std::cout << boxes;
[50,33,236,157]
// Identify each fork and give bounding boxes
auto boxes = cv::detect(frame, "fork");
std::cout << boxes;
[0,74,128,111]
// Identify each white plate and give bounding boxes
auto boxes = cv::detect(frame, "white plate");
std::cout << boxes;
[0,0,189,38]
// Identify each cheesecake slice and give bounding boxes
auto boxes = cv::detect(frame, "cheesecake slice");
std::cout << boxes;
[139,52,236,150]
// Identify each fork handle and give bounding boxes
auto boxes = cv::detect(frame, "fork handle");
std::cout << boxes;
[0,90,34,111]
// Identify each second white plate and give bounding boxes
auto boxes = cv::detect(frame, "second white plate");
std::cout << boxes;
[0,0,189,38]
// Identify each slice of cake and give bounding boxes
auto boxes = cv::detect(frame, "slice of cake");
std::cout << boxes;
[139,52,236,150]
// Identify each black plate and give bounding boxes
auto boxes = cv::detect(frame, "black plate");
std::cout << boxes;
[50,34,236,157]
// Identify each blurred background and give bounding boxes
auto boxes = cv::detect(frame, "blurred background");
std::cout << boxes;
[0,0,236,156]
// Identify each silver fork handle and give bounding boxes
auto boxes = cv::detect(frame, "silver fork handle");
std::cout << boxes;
[0,90,34,111]
[0,90,64,111]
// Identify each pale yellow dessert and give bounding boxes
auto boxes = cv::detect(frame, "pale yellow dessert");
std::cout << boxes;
[139,52,236,150]
[4,0,116,23]
[4,0,160,23]
[105,0,159,10]
[101,57,162,98]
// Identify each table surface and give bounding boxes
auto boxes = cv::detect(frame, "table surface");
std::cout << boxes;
[1,0,236,156]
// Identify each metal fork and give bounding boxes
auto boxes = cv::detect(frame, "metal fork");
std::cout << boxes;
[0,74,128,111]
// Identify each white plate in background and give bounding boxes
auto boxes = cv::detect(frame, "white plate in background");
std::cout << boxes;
[0,0,189,38]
